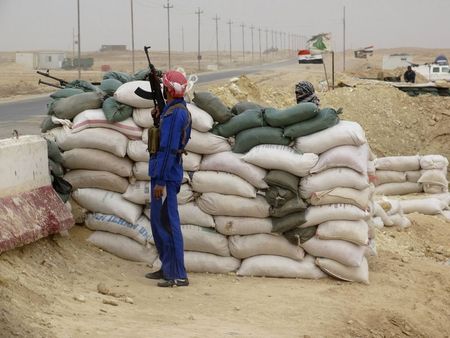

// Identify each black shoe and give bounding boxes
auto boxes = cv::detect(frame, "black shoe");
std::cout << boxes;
[145,269,164,280]
[157,278,189,287]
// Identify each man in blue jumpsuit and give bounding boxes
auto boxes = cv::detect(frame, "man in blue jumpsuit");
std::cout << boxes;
[146,70,191,287]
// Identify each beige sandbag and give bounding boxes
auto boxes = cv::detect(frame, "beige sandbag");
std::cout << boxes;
[86,213,153,245]
[187,103,214,132]
[192,171,256,198]
[123,181,150,205]
[420,155,449,170]
[373,202,394,226]
[127,140,149,162]
[300,168,369,199]
[62,148,133,177]
[405,170,421,183]
[316,220,369,246]
[200,151,268,189]
[68,197,88,224]
[197,193,270,218]
[387,214,411,228]
[214,216,272,236]
[49,127,128,157]
[178,184,195,205]
[185,129,231,155]
[316,257,369,284]
[229,234,305,261]
[182,225,230,256]
[310,144,369,174]
[184,251,240,273]
[142,128,148,144]
[375,170,407,185]
[242,144,318,177]
[236,254,326,279]
[399,198,447,215]
[301,237,365,267]
[88,231,157,265]
[423,184,448,194]
[374,182,422,196]
[114,81,155,108]
[301,204,370,228]
[73,188,143,224]
[368,216,384,229]
[132,108,154,128]
[64,170,129,193]
[179,203,215,228]
[295,121,367,154]
[374,155,420,172]
[183,151,202,171]
[418,169,448,187]
[310,187,372,210]
[132,162,150,181]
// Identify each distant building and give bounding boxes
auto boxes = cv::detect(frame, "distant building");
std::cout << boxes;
[382,53,413,70]
[100,45,127,52]
[15,51,66,70]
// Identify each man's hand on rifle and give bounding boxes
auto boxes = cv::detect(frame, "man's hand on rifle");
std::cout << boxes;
[153,185,165,200]
[151,107,160,121]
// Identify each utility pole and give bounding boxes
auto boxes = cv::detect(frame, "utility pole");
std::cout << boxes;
[240,23,245,62]
[130,0,135,73]
[227,20,233,63]
[163,0,173,69]
[258,27,262,63]
[250,25,255,63]
[77,0,81,79]
[182,25,185,52]
[72,28,75,59]
[213,14,220,67]
[195,7,203,71]
[271,30,274,49]
[265,28,268,59]
[343,6,346,71]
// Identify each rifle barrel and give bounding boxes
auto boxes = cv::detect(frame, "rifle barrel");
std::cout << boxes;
[36,70,68,86]
[38,79,64,89]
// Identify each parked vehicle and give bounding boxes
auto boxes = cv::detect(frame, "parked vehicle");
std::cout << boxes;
[62,57,94,70]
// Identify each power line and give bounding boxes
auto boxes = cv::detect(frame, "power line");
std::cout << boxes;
[163,0,173,69]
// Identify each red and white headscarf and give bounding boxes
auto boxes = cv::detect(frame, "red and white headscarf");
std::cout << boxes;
[162,70,188,98]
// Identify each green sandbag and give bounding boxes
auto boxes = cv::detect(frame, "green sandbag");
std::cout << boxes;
[231,101,262,115]
[41,116,57,132]
[272,211,306,233]
[132,67,150,80]
[264,102,319,127]
[192,92,232,123]
[270,198,307,218]
[102,97,133,122]
[46,139,63,164]
[233,127,290,154]
[283,107,342,138]
[46,100,56,115]
[99,79,123,96]
[264,170,299,193]
[103,71,133,83]
[265,186,296,208]
[53,92,104,120]
[49,159,64,177]
[50,88,84,100]
[65,79,100,93]
[213,109,265,137]
[283,226,317,246]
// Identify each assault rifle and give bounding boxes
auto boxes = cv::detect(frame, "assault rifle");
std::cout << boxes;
[38,79,63,89]
[36,70,68,87]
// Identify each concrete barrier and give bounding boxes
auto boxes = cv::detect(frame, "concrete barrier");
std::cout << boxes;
[0,135,74,253]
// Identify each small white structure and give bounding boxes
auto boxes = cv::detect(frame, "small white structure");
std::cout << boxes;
[15,52,38,69]
[414,64,450,82]
[382,53,413,70]
[15,51,66,70]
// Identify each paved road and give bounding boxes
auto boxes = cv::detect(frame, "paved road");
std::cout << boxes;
[0,58,296,122]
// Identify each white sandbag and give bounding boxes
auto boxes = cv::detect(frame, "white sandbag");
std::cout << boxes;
[71,109,142,139]
[184,251,240,273]
[316,220,369,246]
[375,155,420,172]
[375,170,407,185]
[301,237,365,267]
[183,151,202,171]
[376,198,402,216]
[229,234,305,261]
[88,231,157,265]
[114,81,155,108]
[368,216,384,229]
[374,182,422,196]
[300,168,369,199]
[132,108,154,128]
[242,145,318,177]
[132,162,150,181]
[310,144,369,174]
[179,203,215,228]
[310,187,372,210]
[62,148,133,177]
[123,181,150,205]
[405,171,422,183]
[237,254,326,279]
[182,225,230,256]
[295,121,367,154]
[127,140,149,162]
[86,213,153,245]
[187,103,214,132]
[316,257,369,284]
[420,155,449,170]
[301,204,370,228]
[185,129,231,155]
[423,184,448,194]
[192,171,256,198]
[142,128,148,144]
[214,216,272,236]
[49,127,128,157]
[418,169,448,187]
[64,170,129,193]
[373,202,394,226]
[399,198,446,215]
[178,184,195,205]
[73,188,142,224]
[197,193,270,218]
[200,151,268,189]
[387,214,411,228]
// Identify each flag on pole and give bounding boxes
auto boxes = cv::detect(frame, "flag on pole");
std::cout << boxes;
[307,33,332,53]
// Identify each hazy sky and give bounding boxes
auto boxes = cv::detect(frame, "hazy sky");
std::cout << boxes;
[1,0,449,53]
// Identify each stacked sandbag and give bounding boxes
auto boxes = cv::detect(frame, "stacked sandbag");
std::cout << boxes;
[418,155,449,194]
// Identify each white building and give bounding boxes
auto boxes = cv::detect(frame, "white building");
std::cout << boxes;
[15,52,66,70]
[382,53,413,70]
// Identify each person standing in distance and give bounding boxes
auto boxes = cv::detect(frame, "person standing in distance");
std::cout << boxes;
[146,70,191,287]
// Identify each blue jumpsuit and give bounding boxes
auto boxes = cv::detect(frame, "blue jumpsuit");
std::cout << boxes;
[148,98,191,280]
